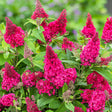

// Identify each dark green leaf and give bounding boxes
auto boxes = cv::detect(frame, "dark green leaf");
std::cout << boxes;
[55,103,67,112]
[62,83,68,94]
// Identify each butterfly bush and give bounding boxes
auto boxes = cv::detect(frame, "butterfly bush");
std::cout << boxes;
[1,62,20,91]
[81,13,96,38]
[80,32,100,66]
[25,97,41,112]
[0,0,112,111]
[0,93,16,107]
[4,17,25,48]
[101,17,112,43]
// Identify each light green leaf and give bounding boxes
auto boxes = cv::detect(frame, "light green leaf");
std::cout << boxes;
[93,67,112,82]
[3,51,9,59]
[74,90,84,95]
[65,102,74,112]
[2,40,10,51]
[62,83,68,94]
[46,110,54,112]
[31,29,46,43]
[37,95,56,107]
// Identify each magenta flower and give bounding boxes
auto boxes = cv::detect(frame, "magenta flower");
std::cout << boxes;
[22,70,37,87]
[0,93,16,107]
[4,17,25,48]
[81,89,106,112]
[81,13,96,38]
[1,62,20,91]
[101,17,112,43]
[31,0,49,19]
[80,32,100,66]
[36,79,55,96]
[41,9,67,43]
[71,106,84,112]
[25,97,41,112]
[62,37,76,51]
[87,71,112,97]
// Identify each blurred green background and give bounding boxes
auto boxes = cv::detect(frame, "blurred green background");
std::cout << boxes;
[0,0,110,40]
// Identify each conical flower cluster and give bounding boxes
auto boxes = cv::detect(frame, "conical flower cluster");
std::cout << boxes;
[101,17,112,43]
[31,0,49,19]
[87,71,112,96]
[1,62,20,91]
[62,37,76,51]
[80,32,100,66]
[81,13,96,38]
[41,9,67,43]
[4,17,25,48]
[25,97,41,112]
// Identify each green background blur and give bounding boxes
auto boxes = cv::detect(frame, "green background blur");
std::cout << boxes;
[0,0,110,40]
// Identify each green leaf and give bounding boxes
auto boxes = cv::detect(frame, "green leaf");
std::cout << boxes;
[93,67,112,82]
[74,90,84,96]
[62,83,68,94]
[3,51,9,59]
[31,29,46,43]
[55,103,67,112]
[24,19,37,26]
[2,40,10,51]
[73,100,86,112]
[49,99,61,109]
[0,23,5,34]
[37,95,56,107]
[17,46,24,56]
[46,110,54,112]
[25,39,36,53]
[65,102,74,112]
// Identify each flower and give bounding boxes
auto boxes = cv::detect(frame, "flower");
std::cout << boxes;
[71,106,84,112]
[81,13,96,38]
[101,17,112,43]
[1,62,20,91]
[41,9,67,43]
[44,46,77,89]
[100,55,112,66]
[44,45,64,81]
[0,93,16,107]
[62,37,76,51]
[80,32,100,66]
[36,79,55,96]
[25,97,41,112]
[87,71,112,97]
[31,0,49,19]
[89,90,106,111]
[81,89,106,112]
[4,17,25,48]
[22,70,37,87]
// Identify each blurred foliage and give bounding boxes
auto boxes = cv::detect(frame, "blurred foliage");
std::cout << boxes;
[0,0,109,39]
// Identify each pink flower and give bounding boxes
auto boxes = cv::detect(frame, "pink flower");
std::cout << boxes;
[100,55,112,66]
[36,79,55,96]
[44,45,64,81]
[41,9,67,43]
[25,97,41,112]
[0,93,16,107]
[81,13,96,38]
[80,32,100,66]
[81,89,94,104]
[81,89,106,112]
[4,17,25,48]
[44,46,77,89]
[101,17,112,43]
[1,62,20,91]
[89,90,106,111]
[62,37,76,51]
[87,71,112,97]
[22,70,37,87]
[31,0,49,19]
[71,106,84,112]
[48,9,67,37]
